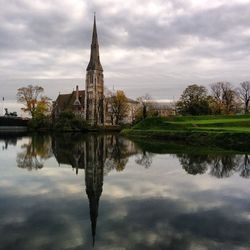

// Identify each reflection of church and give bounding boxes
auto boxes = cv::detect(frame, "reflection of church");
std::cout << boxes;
[52,133,138,245]
[52,134,105,245]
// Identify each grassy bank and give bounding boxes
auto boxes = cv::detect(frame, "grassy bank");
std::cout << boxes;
[121,115,250,151]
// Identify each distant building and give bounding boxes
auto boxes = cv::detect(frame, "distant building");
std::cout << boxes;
[52,15,138,125]
[149,101,176,117]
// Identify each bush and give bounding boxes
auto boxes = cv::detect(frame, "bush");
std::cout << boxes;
[54,111,88,131]
[28,113,52,130]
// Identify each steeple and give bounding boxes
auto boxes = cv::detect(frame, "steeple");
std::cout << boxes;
[85,14,105,125]
[87,14,103,71]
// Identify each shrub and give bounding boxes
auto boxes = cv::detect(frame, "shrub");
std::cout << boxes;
[54,111,88,131]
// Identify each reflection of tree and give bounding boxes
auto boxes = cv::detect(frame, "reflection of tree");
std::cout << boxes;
[239,155,250,178]
[176,153,250,178]
[105,135,131,172]
[1,138,17,150]
[16,135,52,170]
[135,151,153,169]
[177,154,208,175]
[210,155,240,178]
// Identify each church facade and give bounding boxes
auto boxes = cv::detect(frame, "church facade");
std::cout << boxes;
[52,16,139,125]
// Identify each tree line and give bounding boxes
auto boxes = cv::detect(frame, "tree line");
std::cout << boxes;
[176,81,250,115]
[16,81,250,130]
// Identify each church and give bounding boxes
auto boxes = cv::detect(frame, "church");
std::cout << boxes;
[52,16,139,125]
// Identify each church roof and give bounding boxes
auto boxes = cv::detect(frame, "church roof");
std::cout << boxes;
[87,15,103,71]
[55,90,85,111]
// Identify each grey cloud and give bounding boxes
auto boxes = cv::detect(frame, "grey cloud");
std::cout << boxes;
[1,1,250,52]
[0,0,250,100]
[81,2,250,51]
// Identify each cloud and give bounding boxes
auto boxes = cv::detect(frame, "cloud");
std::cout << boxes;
[0,0,250,102]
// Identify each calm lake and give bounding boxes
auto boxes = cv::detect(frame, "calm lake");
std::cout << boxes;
[0,133,249,250]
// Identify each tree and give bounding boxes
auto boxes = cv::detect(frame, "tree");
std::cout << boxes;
[108,90,129,125]
[136,94,152,119]
[237,81,250,114]
[17,85,51,118]
[210,82,238,114]
[176,84,211,115]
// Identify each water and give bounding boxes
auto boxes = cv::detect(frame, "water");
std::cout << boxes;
[0,133,249,250]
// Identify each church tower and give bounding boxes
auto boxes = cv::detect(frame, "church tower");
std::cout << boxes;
[85,15,104,126]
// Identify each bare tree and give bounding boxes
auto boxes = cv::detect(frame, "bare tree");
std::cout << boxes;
[210,82,237,114]
[136,94,152,119]
[237,81,250,114]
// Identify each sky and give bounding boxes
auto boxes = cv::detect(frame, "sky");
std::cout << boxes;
[0,0,250,114]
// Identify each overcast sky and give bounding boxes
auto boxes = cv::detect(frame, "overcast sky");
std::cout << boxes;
[1,0,250,111]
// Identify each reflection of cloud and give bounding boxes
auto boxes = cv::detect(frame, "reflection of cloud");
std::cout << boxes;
[98,196,250,249]
[0,135,250,249]
[1,191,249,249]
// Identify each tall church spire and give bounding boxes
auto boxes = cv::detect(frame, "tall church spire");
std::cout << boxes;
[85,14,105,125]
[87,14,103,71]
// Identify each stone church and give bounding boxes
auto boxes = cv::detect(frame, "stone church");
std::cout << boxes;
[53,16,139,125]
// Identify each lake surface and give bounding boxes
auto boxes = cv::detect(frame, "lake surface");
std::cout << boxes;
[0,133,249,250]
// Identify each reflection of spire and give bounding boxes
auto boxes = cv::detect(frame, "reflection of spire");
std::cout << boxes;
[86,166,103,247]
[85,136,104,247]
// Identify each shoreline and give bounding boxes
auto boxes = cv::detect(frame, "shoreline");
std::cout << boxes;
[121,129,250,152]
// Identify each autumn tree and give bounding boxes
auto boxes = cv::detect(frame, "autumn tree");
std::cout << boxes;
[108,90,129,125]
[17,85,51,118]
[176,84,211,115]
[237,81,250,114]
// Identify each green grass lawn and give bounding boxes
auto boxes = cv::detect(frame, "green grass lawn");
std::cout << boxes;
[121,115,250,151]
[131,115,250,133]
